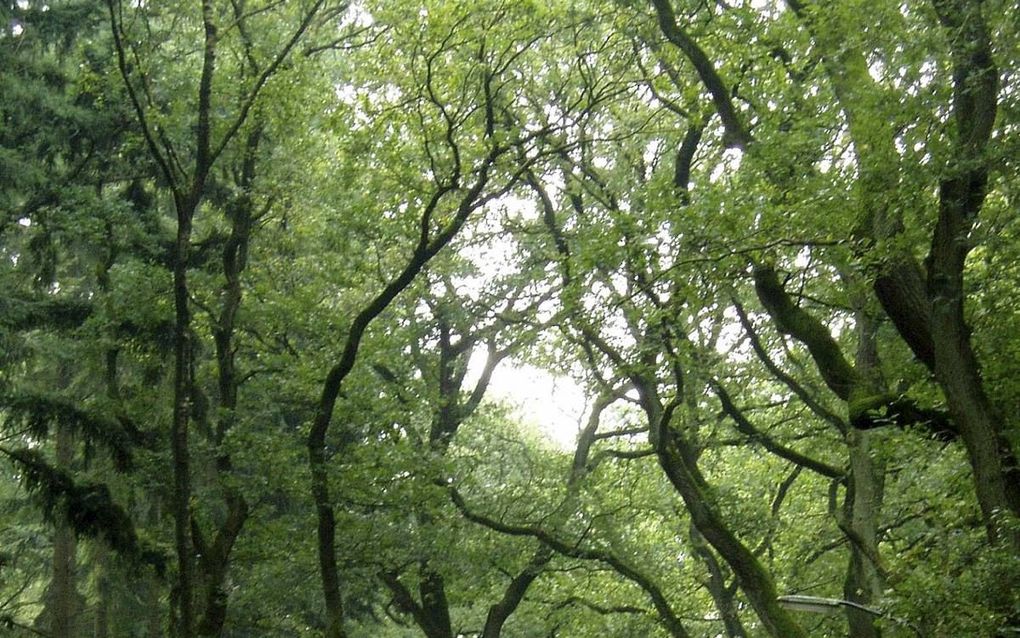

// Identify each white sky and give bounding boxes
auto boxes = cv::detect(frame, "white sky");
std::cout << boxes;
[484,361,588,450]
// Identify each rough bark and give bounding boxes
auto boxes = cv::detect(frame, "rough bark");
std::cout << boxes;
[785,0,1020,546]
[872,262,936,371]
[924,0,1020,543]
[752,265,956,439]
[842,429,885,638]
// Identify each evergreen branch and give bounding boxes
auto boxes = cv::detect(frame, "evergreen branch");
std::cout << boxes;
[0,447,165,575]
[0,296,93,332]
[0,393,136,471]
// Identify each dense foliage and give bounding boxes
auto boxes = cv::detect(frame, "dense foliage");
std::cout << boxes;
[2,0,1018,637]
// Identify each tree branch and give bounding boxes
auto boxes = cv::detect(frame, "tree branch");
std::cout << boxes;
[649,0,751,149]
[710,380,844,480]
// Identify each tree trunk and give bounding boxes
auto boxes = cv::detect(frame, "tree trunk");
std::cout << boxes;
[147,575,164,638]
[482,546,552,638]
[310,450,348,638]
[657,437,807,638]
[928,181,1020,545]
[38,424,82,638]
[171,195,197,638]
[842,429,885,638]
[93,542,110,638]
[645,385,806,638]
[416,564,453,638]
[308,161,500,637]
[689,524,747,638]
[191,126,259,637]
[925,0,1020,546]
[195,491,249,637]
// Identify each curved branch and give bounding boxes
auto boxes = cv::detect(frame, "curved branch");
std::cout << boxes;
[649,0,751,149]
[731,298,847,433]
[209,0,330,168]
[105,0,177,190]
[711,380,845,480]
[752,263,858,400]
[449,487,692,638]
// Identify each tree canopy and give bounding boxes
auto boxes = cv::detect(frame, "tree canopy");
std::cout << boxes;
[2,0,1018,637]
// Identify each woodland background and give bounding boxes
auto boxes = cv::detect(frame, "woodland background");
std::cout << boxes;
[1,0,1019,636]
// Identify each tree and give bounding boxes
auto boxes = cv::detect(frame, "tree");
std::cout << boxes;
[3,0,1019,636]
[300,2,565,634]
[645,0,1019,548]
[105,1,335,634]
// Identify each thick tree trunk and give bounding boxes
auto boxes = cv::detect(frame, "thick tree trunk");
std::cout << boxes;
[929,305,1020,543]
[171,196,197,638]
[927,177,1020,545]
[842,429,885,638]
[872,262,935,370]
[169,12,217,636]
[417,564,454,638]
[841,309,887,638]
[925,0,1020,546]
[782,0,1018,549]
[39,424,82,638]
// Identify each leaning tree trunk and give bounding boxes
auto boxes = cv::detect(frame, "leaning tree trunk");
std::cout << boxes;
[642,379,807,638]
